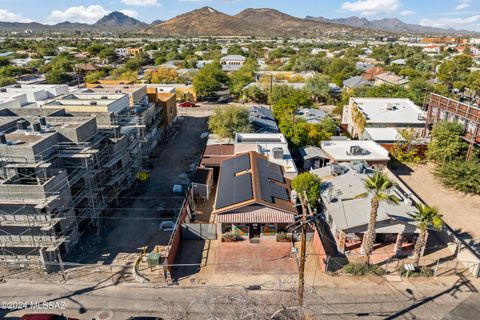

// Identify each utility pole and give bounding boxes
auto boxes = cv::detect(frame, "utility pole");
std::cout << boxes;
[269,74,273,110]
[297,191,308,307]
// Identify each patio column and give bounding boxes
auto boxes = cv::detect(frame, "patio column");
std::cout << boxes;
[394,231,404,256]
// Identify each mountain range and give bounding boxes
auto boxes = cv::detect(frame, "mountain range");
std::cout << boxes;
[144,7,360,37]
[0,11,147,32]
[305,16,475,35]
[0,7,476,36]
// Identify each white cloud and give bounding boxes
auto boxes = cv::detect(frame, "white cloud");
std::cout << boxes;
[48,5,109,24]
[455,0,471,11]
[121,0,160,6]
[119,9,139,18]
[341,0,401,16]
[0,9,32,23]
[420,14,480,31]
[400,10,415,16]
[47,5,140,24]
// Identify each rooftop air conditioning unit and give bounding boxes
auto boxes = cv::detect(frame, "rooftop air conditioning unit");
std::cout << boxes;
[272,147,284,159]
[386,103,394,110]
[349,145,364,155]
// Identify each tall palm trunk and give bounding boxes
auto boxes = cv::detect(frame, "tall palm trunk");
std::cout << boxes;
[413,228,427,266]
[362,197,379,264]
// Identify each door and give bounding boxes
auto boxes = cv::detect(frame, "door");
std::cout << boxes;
[250,224,261,238]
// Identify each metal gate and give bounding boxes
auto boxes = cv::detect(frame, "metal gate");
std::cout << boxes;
[181,223,217,240]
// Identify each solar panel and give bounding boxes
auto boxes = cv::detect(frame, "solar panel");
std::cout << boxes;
[216,158,253,209]
[267,162,283,182]
[269,182,289,200]
[234,154,251,173]
[234,173,253,204]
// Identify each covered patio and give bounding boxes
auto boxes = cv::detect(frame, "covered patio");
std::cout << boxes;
[217,206,295,241]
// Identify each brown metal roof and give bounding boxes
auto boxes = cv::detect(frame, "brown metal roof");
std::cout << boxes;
[201,144,235,167]
[217,207,295,223]
[203,144,235,156]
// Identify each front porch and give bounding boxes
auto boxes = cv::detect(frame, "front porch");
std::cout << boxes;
[338,232,417,264]
[220,222,293,242]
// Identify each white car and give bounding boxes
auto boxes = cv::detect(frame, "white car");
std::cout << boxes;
[159,221,175,231]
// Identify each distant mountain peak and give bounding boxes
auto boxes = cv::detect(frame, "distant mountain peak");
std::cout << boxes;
[93,11,147,30]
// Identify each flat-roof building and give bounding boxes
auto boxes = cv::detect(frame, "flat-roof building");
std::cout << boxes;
[320,140,390,168]
[342,97,426,139]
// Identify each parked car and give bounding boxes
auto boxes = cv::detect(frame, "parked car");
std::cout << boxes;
[159,220,175,231]
[178,101,197,108]
[22,314,78,320]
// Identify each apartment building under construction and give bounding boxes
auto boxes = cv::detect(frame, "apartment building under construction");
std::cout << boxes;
[0,84,170,271]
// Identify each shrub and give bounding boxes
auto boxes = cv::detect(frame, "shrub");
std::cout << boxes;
[276,232,292,242]
[400,265,434,277]
[222,232,241,242]
[434,161,480,195]
[342,263,385,276]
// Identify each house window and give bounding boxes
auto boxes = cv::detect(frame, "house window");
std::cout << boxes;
[222,224,232,233]
[232,224,248,236]
[262,224,276,236]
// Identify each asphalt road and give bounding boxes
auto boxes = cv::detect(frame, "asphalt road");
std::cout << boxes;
[1,275,479,319]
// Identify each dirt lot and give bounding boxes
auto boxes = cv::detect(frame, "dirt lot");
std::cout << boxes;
[391,163,480,251]
[58,113,208,281]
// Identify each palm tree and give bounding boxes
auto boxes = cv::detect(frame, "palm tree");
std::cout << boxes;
[355,172,401,263]
[409,204,443,266]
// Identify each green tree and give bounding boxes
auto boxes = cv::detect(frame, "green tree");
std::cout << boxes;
[208,106,251,138]
[409,204,443,266]
[467,71,480,98]
[193,62,228,98]
[241,85,267,104]
[85,70,106,84]
[229,59,257,96]
[0,77,16,86]
[46,69,70,84]
[291,172,322,208]
[437,55,472,89]
[305,74,330,103]
[325,58,359,86]
[355,173,400,263]
[427,122,468,163]
[271,85,311,107]
[434,161,480,195]
[98,48,117,63]
[0,57,10,67]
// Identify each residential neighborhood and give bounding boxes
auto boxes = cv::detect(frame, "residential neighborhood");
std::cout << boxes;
[0,1,479,319]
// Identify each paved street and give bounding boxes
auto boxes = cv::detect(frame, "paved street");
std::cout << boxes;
[0,275,479,319]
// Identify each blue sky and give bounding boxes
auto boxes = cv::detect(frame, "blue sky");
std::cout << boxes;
[0,0,479,31]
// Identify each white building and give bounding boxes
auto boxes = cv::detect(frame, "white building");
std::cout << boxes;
[0,84,69,107]
[342,97,426,139]
[320,140,390,168]
[115,48,129,57]
[234,133,298,178]
[220,55,246,71]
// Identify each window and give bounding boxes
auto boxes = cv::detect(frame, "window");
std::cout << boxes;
[232,224,248,236]
[262,224,276,236]
[222,224,232,233]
